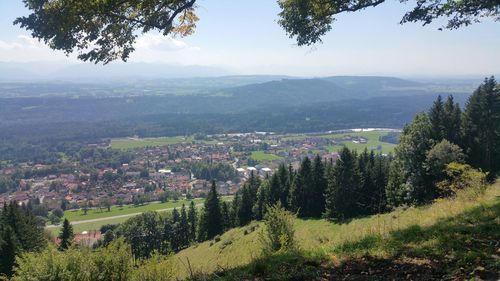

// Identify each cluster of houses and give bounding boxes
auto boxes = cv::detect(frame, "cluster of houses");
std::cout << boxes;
[0,132,361,209]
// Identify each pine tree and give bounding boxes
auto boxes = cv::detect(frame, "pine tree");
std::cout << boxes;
[220,201,231,231]
[170,208,181,251]
[162,216,172,253]
[268,173,281,205]
[310,155,326,217]
[179,204,189,248]
[277,164,291,209]
[187,201,197,242]
[253,180,270,220]
[357,149,373,215]
[443,95,462,145]
[0,202,45,276]
[291,157,313,217]
[246,172,261,202]
[462,77,500,179]
[0,226,19,276]
[238,185,254,226]
[58,218,74,251]
[371,153,389,213]
[324,147,362,220]
[203,181,223,239]
[429,95,446,141]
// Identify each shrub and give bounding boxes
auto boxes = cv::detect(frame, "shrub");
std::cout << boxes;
[214,235,221,243]
[437,162,487,199]
[260,203,297,254]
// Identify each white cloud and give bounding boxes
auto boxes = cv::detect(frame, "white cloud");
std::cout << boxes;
[0,34,74,62]
[135,34,200,52]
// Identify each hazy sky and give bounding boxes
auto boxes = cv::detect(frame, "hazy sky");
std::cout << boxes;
[0,0,499,77]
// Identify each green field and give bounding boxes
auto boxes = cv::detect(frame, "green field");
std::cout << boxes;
[63,198,206,222]
[174,182,500,278]
[283,130,397,154]
[250,150,283,161]
[110,136,194,149]
[48,197,233,235]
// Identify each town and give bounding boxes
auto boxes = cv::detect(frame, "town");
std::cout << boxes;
[0,129,397,220]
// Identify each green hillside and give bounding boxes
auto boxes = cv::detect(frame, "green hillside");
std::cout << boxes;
[174,182,500,280]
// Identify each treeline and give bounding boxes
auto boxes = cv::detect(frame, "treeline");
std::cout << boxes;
[388,77,499,206]
[230,151,391,223]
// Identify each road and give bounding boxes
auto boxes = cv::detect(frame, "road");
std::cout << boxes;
[46,203,204,229]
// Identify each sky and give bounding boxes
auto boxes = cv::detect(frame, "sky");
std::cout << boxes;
[0,0,499,77]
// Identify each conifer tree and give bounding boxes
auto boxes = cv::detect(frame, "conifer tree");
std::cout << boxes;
[462,77,500,179]
[443,95,462,145]
[187,201,197,242]
[291,157,313,217]
[357,149,373,215]
[269,173,281,205]
[58,218,74,251]
[0,202,45,276]
[162,216,172,252]
[0,226,19,276]
[310,155,327,217]
[324,147,362,220]
[220,201,231,231]
[371,153,389,213]
[179,204,189,248]
[253,180,270,220]
[429,95,446,141]
[277,164,291,209]
[238,185,254,226]
[203,181,223,239]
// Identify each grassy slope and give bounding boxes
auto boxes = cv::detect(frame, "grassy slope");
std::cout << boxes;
[174,182,500,280]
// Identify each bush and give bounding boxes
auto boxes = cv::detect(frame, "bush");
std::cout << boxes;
[437,162,487,199]
[214,235,221,243]
[260,203,297,254]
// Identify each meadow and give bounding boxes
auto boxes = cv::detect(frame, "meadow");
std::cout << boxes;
[48,197,233,235]
[250,150,283,162]
[63,198,206,222]
[174,181,500,279]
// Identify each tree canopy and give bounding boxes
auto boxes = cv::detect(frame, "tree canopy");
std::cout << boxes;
[14,0,499,63]
[15,0,198,64]
[277,0,500,46]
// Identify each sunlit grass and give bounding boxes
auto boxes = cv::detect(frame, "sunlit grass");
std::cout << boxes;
[174,181,500,278]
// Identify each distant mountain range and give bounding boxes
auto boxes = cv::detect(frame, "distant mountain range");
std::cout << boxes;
[0,62,234,82]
